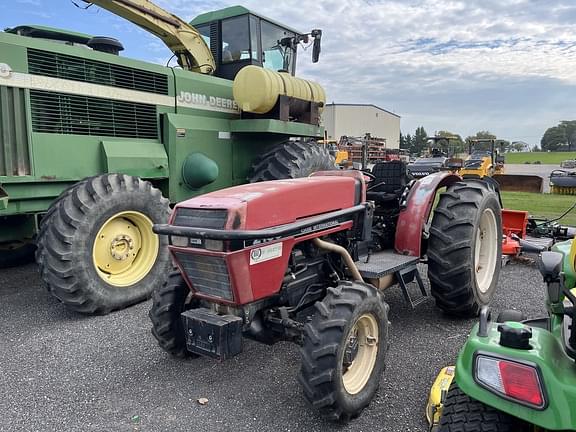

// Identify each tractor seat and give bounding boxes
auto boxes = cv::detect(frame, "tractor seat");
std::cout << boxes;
[366,161,411,202]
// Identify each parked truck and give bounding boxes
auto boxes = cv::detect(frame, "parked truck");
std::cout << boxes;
[0,0,333,313]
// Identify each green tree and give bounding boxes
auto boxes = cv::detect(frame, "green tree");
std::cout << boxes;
[436,130,465,155]
[412,126,428,155]
[560,120,576,150]
[540,121,576,151]
[541,126,567,151]
[404,133,413,153]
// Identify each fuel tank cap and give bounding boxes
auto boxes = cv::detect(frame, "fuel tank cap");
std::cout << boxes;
[497,321,532,350]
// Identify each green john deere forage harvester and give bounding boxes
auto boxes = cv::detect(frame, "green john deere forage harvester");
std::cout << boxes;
[0,1,333,313]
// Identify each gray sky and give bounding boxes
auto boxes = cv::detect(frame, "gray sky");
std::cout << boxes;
[9,0,576,147]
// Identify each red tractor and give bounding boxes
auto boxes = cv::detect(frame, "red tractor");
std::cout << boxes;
[150,161,502,421]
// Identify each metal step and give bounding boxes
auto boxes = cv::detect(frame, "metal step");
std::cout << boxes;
[356,250,420,279]
[356,251,428,308]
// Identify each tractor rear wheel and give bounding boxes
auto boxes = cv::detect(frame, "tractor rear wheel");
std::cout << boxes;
[36,174,171,314]
[149,270,199,358]
[428,180,502,317]
[299,281,389,422]
[248,139,335,182]
[439,382,530,432]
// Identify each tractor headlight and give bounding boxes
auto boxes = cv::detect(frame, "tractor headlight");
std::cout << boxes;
[171,236,189,248]
[204,239,224,252]
[474,354,546,409]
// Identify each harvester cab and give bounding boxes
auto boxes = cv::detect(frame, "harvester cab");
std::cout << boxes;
[191,8,321,80]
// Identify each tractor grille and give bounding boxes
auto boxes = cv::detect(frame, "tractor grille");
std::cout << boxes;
[0,86,31,176]
[30,90,158,139]
[173,208,228,229]
[174,252,233,300]
[27,49,169,95]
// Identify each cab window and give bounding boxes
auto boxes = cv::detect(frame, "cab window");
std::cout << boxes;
[221,16,250,63]
[261,20,295,73]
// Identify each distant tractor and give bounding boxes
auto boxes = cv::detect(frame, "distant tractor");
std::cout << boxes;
[150,165,502,420]
[407,136,460,179]
[0,0,333,313]
[459,138,504,179]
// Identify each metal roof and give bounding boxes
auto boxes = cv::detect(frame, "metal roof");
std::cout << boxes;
[325,103,401,118]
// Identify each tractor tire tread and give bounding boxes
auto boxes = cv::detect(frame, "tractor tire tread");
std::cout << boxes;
[298,281,389,422]
[36,174,170,314]
[439,382,524,432]
[428,180,502,317]
[248,139,335,182]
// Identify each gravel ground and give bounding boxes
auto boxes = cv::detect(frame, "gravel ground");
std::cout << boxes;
[0,261,546,432]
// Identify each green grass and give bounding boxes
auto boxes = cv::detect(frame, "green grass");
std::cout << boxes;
[505,152,576,164]
[501,191,576,226]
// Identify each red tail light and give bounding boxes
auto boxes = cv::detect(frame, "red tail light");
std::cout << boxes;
[499,361,543,407]
[475,355,546,409]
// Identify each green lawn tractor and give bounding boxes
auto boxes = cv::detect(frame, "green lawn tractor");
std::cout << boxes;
[428,238,576,431]
[0,0,332,314]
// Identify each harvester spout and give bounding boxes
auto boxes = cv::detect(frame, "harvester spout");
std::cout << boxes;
[82,0,215,74]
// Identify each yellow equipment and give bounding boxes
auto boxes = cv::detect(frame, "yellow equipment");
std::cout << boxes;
[233,65,326,114]
[317,139,348,165]
[83,0,215,73]
[426,366,456,431]
[459,138,504,179]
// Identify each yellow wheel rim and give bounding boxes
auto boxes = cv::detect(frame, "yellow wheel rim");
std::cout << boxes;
[342,313,379,395]
[92,211,159,287]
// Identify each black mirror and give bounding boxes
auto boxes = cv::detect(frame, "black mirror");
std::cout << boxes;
[311,29,322,63]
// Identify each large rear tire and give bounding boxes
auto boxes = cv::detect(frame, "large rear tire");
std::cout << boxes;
[299,281,389,422]
[36,174,171,314]
[428,180,502,317]
[149,270,199,358]
[439,382,530,432]
[248,139,335,182]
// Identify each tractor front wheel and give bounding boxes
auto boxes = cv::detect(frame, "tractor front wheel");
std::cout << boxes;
[428,180,502,317]
[299,281,389,422]
[149,270,199,358]
[36,174,171,314]
[439,382,530,432]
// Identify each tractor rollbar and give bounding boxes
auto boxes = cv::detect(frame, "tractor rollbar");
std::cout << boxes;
[153,204,369,241]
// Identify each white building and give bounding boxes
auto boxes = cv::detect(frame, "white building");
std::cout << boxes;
[322,103,401,149]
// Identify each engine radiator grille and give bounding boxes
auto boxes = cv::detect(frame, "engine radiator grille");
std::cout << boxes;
[27,48,169,95]
[173,208,228,229]
[30,90,158,139]
[0,86,31,176]
[174,252,233,301]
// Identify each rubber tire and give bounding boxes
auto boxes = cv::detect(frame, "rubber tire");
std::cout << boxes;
[439,382,529,432]
[248,139,335,182]
[428,180,502,317]
[0,242,36,269]
[299,281,389,422]
[36,174,171,314]
[149,270,199,358]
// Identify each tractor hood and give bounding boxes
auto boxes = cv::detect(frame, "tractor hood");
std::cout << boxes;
[170,174,364,231]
